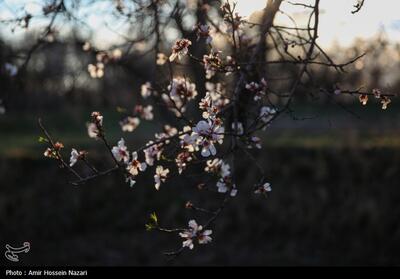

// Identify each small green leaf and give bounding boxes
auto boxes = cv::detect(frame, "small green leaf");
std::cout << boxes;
[150,212,158,224]
[145,223,154,231]
[145,212,159,231]
[38,136,49,143]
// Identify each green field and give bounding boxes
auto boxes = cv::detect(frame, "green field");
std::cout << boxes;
[1,105,400,159]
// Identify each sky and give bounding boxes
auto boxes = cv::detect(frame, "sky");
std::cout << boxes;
[1,0,400,49]
[237,0,400,48]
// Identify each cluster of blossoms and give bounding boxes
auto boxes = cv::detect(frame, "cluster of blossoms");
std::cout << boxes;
[109,137,171,189]
[77,112,170,189]
[143,140,163,166]
[199,82,230,120]
[203,51,237,79]
[110,138,145,187]
[203,50,222,79]
[87,48,122,78]
[120,117,140,132]
[259,106,277,129]
[205,159,237,197]
[162,77,198,116]
[88,62,104,78]
[142,125,178,171]
[175,149,194,174]
[169,39,192,62]
[119,104,153,133]
[43,142,64,159]
[179,220,212,249]
[169,78,198,102]
[358,88,392,110]
[245,78,268,101]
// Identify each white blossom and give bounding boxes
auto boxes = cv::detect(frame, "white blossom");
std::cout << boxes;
[143,142,162,166]
[230,187,238,197]
[180,132,198,152]
[205,158,223,173]
[111,138,130,163]
[204,82,230,112]
[126,177,136,187]
[247,136,262,149]
[127,152,147,176]
[88,62,104,78]
[260,106,276,128]
[216,179,229,193]
[381,96,391,110]
[199,92,219,120]
[246,79,267,101]
[254,182,272,194]
[69,148,80,167]
[192,120,224,157]
[87,123,99,138]
[142,105,153,120]
[120,117,140,132]
[372,88,381,99]
[135,105,154,120]
[43,148,54,158]
[168,77,198,102]
[141,82,153,98]
[175,151,193,174]
[155,125,178,144]
[91,111,103,127]
[154,166,169,190]
[215,161,238,197]
[179,220,212,249]
[198,229,213,245]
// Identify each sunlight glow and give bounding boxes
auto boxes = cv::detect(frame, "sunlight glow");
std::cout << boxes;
[235,0,400,48]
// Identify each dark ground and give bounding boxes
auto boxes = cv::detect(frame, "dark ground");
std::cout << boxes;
[1,147,400,266]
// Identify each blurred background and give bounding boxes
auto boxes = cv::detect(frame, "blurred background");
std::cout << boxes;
[1,0,400,266]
